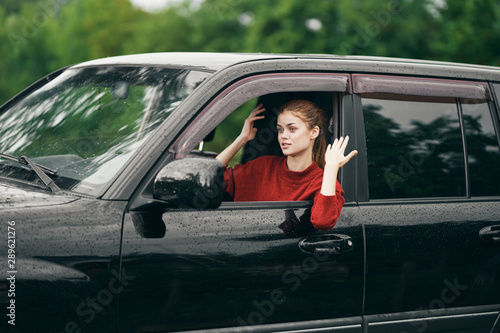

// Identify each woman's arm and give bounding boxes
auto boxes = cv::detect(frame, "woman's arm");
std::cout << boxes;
[216,104,266,167]
[321,136,358,196]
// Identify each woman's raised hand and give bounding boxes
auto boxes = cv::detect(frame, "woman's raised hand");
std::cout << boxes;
[239,104,266,142]
[216,104,266,167]
[325,136,358,168]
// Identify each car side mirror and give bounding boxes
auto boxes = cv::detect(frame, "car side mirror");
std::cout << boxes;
[153,157,224,209]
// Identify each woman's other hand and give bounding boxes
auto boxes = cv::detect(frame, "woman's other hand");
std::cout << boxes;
[238,104,266,143]
[325,136,358,168]
[216,103,266,167]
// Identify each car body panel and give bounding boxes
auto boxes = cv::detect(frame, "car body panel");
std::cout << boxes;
[357,200,500,332]
[0,182,125,332]
[0,182,78,208]
[119,203,364,332]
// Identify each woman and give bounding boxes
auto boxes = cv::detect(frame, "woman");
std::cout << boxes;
[216,99,357,230]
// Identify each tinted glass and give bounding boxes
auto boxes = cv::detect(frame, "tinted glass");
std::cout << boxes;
[363,97,466,199]
[462,100,500,196]
[0,67,209,195]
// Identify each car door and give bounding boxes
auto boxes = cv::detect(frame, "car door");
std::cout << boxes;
[119,202,363,332]
[350,75,500,332]
[116,72,365,332]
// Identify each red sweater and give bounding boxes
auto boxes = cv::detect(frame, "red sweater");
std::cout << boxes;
[224,155,345,231]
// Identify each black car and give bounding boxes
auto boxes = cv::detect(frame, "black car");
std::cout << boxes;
[1,53,500,333]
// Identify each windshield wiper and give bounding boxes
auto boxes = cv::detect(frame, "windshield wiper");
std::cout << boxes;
[0,153,61,193]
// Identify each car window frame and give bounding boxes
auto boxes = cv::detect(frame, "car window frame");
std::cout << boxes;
[460,97,500,197]
[353,74,500,203]
[169,73,350,158]
[489,82,500,144]
[167,72,355,208]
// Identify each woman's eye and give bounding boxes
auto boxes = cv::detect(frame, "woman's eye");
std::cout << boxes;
[290,127,296,131]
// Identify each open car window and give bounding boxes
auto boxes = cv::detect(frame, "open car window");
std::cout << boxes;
[166,73,352,205]
[170,73,350,160]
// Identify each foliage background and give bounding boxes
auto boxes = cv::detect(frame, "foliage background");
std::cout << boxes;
[1,0,500,106]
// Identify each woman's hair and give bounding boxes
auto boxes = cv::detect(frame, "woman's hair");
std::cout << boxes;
[278,99,328,169]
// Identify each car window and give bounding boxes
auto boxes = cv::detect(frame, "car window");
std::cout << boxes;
[462,99,500,196]
[356,75,496,200]
[0,67,210,195]
[170,73,349,159]
[167,73,351,206]
[362,96,465,199]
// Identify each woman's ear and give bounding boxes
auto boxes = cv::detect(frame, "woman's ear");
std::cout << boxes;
[310,126,320,140]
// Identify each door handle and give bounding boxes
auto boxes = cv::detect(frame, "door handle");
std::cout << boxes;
[479,225,500,242]
[299,234,353,254]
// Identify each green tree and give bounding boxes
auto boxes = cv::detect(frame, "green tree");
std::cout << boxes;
[122,4,197,54]
[335,0,439,58]
[430,0,500,66]
[0,3,55,102]
[45,0,146,67]
[181,0,439,57]
[1,0,39,15]
[185,0,249,52]
[3,0,500,107]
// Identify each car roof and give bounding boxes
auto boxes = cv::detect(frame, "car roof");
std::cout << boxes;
[70,52,500,81]
[70,52,294,72]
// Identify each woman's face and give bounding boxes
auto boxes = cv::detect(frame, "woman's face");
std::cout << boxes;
[277,111,318,159]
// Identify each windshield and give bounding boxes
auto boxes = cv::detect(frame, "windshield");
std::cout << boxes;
[0,66,210,195]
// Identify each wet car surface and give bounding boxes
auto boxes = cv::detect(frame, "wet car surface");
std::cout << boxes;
[1,53,500,332]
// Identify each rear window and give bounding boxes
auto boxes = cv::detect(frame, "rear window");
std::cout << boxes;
[362,96,465,199]
[357,75,499,200]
